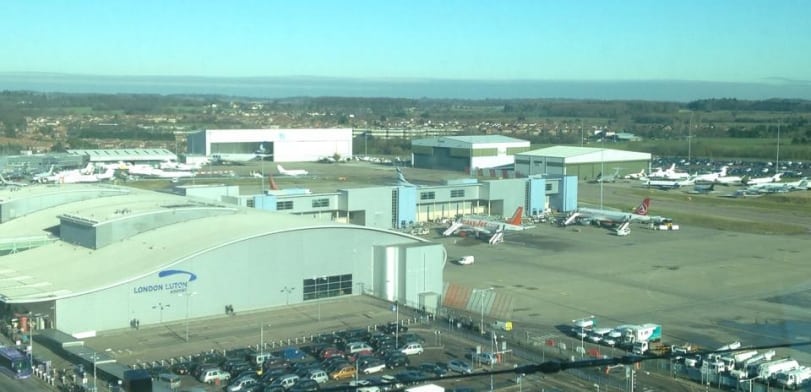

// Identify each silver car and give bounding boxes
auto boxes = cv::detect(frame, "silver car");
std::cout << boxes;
[447,359,473,374]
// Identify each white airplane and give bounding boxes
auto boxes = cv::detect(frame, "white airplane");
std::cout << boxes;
[623,169,646,180]
[159,159,200,171]
[714,175,745,186]
[442,207,527,244]
[746,177,807,193]
[694,166,729,183]
[645,176,696,190]
[0,173,28,187]
[563,198,664,226]
[42,163,96,183]
[646,164,690,180]
[743,172,783,186]
[785,177,809,191]
[32,165,56,183]
[592,168,620,183]
[277,164,308,177]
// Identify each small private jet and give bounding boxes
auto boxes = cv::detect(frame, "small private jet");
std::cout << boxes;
[277,164,309,177]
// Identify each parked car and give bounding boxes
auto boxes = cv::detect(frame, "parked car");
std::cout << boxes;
[419,362,449,377]
[269,374,300,390]
[360,359,387,375]
[289,378,320,392]
[330,365,356,380]
[279,347,307,361]
[226,375,259,392]
[399,343,424,356]
[469,352,497,366]
[384,352,410,369]
[447,359,473,374]
[198,367,231,384]
[301,369,326,384]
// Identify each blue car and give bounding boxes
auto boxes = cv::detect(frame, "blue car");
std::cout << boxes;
[279,347,307,361]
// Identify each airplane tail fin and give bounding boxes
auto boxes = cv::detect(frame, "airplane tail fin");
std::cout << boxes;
[668,163,676,172]
[268,173,279,190]
[634,198,651,215]
[277,165,286,174]
[506,207,523,225]
[720,166,728,177]
[396,167,413,186]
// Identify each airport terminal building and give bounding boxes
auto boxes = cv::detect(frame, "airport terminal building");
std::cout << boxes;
[0,185,444,336]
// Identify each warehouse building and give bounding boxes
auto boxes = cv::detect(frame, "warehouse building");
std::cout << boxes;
[514,146,651,180]
[186,128,353,163]
[411,135,530,172]
[0,184,444,336]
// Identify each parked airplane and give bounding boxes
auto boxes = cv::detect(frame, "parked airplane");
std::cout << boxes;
[714,174,745,186]
[563,198,664,226]
[277,164,308,177]
[396,167,414,187]
[646,164,690,180]
[687,183,715,194]
[592,168,621,183]
[785,177,809,191]
[644,176,696,190]
[694,166,728,183]
[159,159,200,171]
[746,177,807,194]
[0,174,28,187]
[743,172,783,186]
[32,165,56,183]
[623,169,646,180]
[442,207,527,244]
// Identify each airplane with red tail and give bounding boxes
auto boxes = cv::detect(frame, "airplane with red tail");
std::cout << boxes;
[563,198,666,226]
[442,207,530,244]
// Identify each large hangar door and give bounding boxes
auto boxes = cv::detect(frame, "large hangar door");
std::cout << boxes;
[373,243,445,310]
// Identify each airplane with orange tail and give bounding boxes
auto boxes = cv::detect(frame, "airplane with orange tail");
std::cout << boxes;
[442,207,530,244]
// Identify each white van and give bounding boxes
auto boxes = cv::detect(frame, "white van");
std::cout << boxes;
[198,368,231,384]
[307,369,329,384]
[399,343,424,356]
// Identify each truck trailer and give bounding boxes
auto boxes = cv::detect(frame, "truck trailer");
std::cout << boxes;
[773,367,811,390]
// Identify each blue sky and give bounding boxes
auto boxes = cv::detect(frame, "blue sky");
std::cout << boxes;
[3,1,810,83]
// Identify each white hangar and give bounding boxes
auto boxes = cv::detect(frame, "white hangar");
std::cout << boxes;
[0,184,443,336]
[186,128,353,163]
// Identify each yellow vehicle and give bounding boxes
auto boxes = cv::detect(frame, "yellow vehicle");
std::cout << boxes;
[330,365,356,380]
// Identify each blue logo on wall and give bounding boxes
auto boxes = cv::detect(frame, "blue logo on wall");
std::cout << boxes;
[132,270,197,295]
[158,269,198,282]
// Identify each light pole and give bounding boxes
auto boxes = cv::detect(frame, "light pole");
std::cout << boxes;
[472,287,495,335]
[178,291,198,342]
[572,315,595,358]
[281,286,295,306]
[152,302,170,324]
[27,313,35,368]
[92,353,98,392]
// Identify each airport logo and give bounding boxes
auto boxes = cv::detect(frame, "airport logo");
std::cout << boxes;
[132,269,197,295]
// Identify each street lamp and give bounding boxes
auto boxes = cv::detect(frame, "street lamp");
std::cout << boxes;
[472,287,495,335]
[91,353,99,392]
[281,286,295,306]
[178,291,198,342]
[572,315,595,358]
[152,302,170,324]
